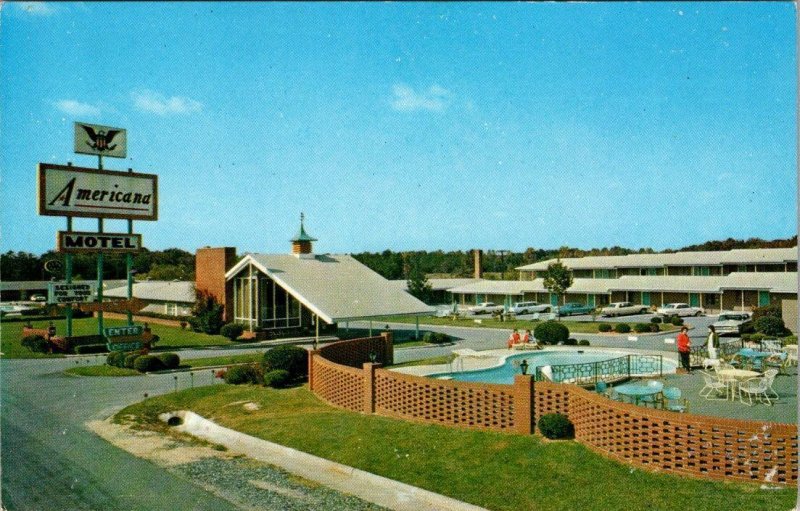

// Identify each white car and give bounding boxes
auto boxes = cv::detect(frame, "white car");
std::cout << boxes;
[600,302,650,317]
[712,311,753,336]
[508,301,552,315]
[656,303,704,317]
[468,302,505,315]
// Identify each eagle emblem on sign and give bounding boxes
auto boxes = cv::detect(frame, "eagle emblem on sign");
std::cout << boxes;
[80,124,121,152]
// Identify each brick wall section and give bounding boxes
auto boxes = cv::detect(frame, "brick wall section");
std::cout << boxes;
[317,333,392,368]
[310,355,365,412]
[373,369,519,432]
[195,247,236,321]
[535,381,797,484]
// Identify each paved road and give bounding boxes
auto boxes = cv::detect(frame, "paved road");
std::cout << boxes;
[0,347,275,511]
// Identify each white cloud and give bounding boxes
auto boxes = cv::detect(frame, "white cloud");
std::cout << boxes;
[15,2,56,16]
[132,89,202,116]
[54,99,101,117]
[391,83,451,112]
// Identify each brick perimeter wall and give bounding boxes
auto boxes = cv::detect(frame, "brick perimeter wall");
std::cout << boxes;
[535,381,797,484]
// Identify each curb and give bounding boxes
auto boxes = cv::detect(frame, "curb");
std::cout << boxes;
[163,411,488,511]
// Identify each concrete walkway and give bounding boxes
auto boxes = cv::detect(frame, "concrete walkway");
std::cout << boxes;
[165,411,488,511]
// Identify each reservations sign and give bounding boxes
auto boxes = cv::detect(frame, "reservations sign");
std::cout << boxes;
[38,163,158,221]
[47,282,96,304]
[57,231,142,253]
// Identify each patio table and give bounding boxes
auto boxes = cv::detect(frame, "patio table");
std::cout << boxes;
[716,368,760,401]
[614,381,664,406]
[735,349,772,371]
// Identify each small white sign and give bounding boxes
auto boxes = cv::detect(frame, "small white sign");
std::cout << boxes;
[47,282,97,304]
[74,122,127,158]
[628,336,638,342]
[664,338,675,344]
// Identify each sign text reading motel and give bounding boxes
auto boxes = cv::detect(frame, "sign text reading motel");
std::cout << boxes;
[38,163,158,221]
[57,231,142,253]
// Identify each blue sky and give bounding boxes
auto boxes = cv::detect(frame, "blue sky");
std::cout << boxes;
[1,2,796,256]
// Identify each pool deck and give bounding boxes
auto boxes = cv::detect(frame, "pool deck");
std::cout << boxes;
[391,347,796,425]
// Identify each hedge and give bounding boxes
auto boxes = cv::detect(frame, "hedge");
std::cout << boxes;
[134,355,163,373]
[422,331,451,344]
[262,345,308,379]
[156,352,180,369]
[533,321,569,345]
[598,323,612,332]
[633,323,651,333]
[224,364,262,385]
[754,316,786,337]
[124,353,142,369]
[537,413,574,439]
[614,323,631,334]
[21,335,49,353]
[263,369,291,388]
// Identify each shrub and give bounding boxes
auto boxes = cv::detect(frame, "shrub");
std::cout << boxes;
[564,338,578,346]
[649,323,660,333]
[220,323,245,342]
[190,290,225,335]
[224,364,262,385]
[107,351,126,367]
[670,316,684,326]
[614,323,631,334]
[157,352,180,369]
[598,323,612,333]
[740,323,756,334]
[263,369,291,388]
[75,344,108,354]
[124,353,142,369]
[21,335,49,353]
[751,303,781,323]
[749,333,767,342]
[650,316,662,324]
[578,339,590,346]
[422,331,451,344]
[262,345,308,379]
[754,316,786,337]
[633,323,651,333]
[537,413,574,439]
[783,335,797,344]
[533,321,569,345]
[133,355,163,373]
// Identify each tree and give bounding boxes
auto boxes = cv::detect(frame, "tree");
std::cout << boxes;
[189,289,224,334]
[542,260,573,317]
[406,257,433,304]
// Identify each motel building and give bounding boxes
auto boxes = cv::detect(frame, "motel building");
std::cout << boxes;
[195,218,434,338]
[447,247,798,316]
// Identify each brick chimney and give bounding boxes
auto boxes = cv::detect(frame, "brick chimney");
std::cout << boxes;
[473,249,483,279]
[195,247,237,321]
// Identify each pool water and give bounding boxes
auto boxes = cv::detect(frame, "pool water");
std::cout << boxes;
[434,350,676,385]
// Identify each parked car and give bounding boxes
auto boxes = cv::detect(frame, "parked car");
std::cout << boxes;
[468,302,505,315]
[712,311,753,336]
[600,302,649,317]
[656,303,704,317]
[508,301,552,315]
[556,302,595,316]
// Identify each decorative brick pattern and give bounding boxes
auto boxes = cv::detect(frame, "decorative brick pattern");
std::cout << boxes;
[310,355,365,412]
[373,369,517,431]
[318,334,391,368]
[535,381,798,484]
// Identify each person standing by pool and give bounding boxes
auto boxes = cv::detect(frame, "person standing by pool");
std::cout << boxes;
[706,325,719,361]
[507,329,521,348]
[676,326,691,373]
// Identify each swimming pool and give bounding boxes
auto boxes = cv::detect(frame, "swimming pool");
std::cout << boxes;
[433,350,677,385]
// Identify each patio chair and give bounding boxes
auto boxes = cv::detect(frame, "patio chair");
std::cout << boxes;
[698,370,726,400]
[738,377,772,406]
[595,381,608,394]
[782,345,798,366]
[762,369,780,400]
[764,353,788,375]
[661,387,688,413]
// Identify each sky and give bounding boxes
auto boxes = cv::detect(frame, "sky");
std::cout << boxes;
[1,2,796,256]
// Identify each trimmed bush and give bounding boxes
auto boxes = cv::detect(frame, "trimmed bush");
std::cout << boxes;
[614,323,631,334]
[224,364,262,385]
[749,333,767,342]
[752,303,781,323]
[157,352,180,369]
[754,316,786,337]
[598,323,612,333]
[124,353,142,369]
[75,344,107,354]
[783,335,797,344]
[578,339,590,346]
[633,323,651,333]
[564,338,578,346]
[537,413,574,440]
[670,316,684,326]
[262,345,308,379]
[423,331,451,344]
[649,323,660,333]
[133,355,163,373]
[263,369,291,388]
[107,351,126,367]
[650,316,662,324]
[21,335,49,353]
[220,323,245,342]
[533,321,570,345]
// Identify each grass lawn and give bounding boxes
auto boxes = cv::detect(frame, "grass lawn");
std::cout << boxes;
[376,315,679,335]
[1,317,233,359]
[63,352,266,377]
[116,385,793,511]
[65,365,140,377]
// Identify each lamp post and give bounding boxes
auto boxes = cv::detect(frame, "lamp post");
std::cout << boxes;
[520,359,529,375]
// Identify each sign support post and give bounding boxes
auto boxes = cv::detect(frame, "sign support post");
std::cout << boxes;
[127,167,134,326]
[65,215,73,337]
[97,218,104,334]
